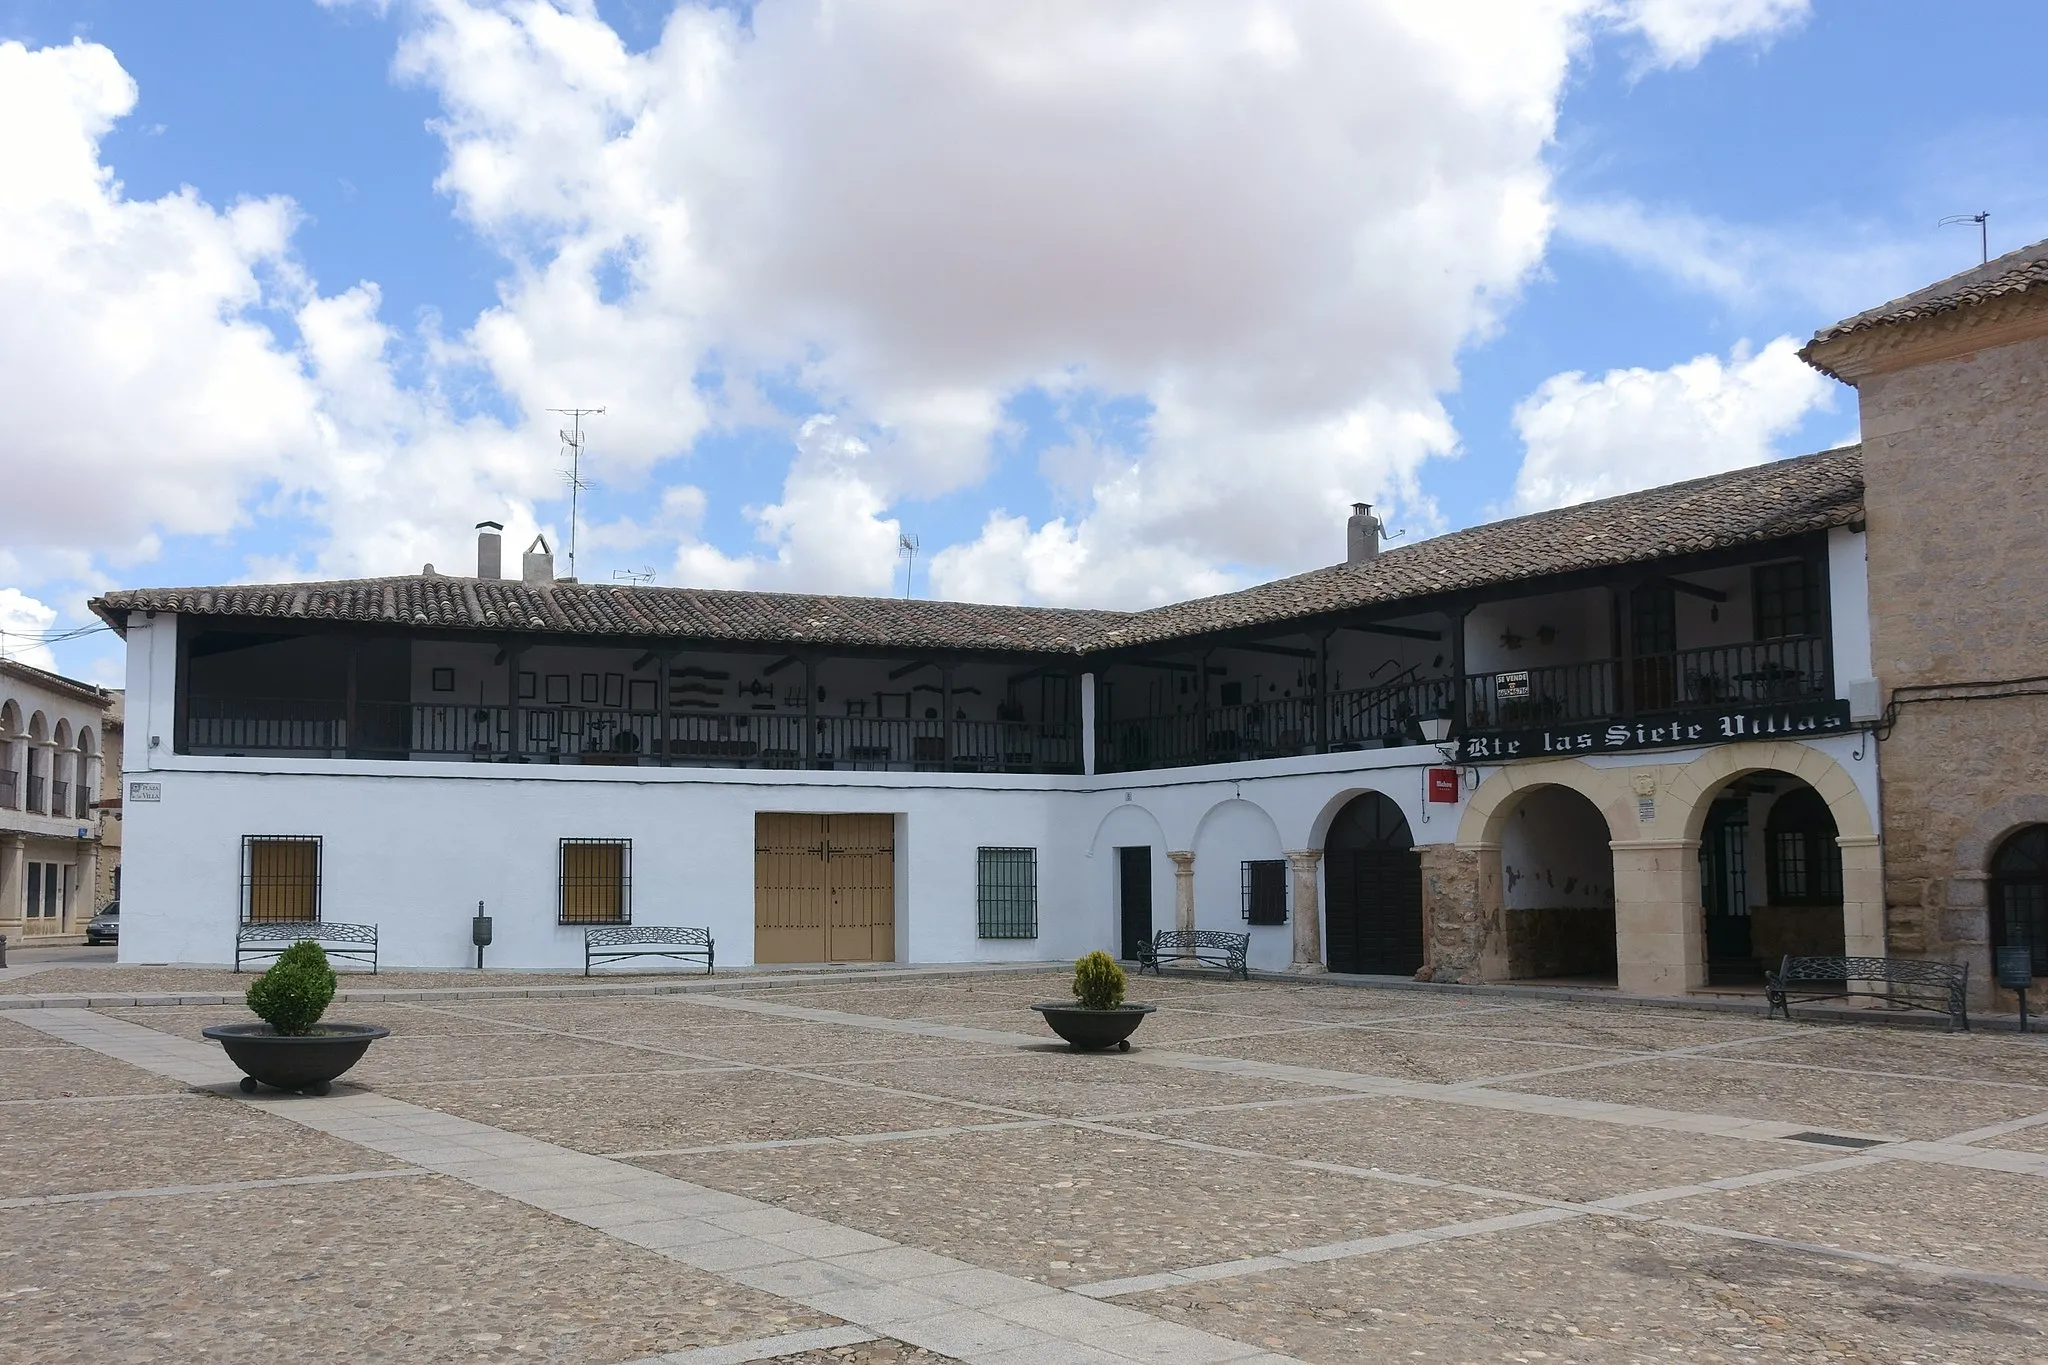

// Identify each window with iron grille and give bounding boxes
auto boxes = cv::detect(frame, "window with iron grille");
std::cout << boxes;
[1764,789,1842,904]
[560,839,631,925]
[977,847,1038,939]
[1242,859,1288,925]
[242,836,321,923]
[1753,560,1815,639]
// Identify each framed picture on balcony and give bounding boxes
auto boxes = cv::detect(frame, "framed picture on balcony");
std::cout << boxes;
[628,679,656,712]
[545,674,570,705]
[604,674,625,708]
[431,667,455,692]
[519,672,538,700]
[581,673,600,704]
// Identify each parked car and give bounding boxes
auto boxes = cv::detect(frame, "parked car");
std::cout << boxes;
[86,901,119,945]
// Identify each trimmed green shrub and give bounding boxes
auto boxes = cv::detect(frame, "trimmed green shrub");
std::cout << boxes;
[246,941,337,1035]
[1071,950,1126,1011]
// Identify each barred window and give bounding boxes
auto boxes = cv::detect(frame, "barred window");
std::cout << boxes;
[1753,560,1816,639]
[560,840,630,925]
[1242,859,1288,925]
[1764,789,1841,905]
[976,847,1038,939]
[243,836,321,923]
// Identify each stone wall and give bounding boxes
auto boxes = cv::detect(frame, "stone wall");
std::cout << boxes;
[1852,325,2048,997]
[1505,906,1617,978]
[1418,842,1485,982]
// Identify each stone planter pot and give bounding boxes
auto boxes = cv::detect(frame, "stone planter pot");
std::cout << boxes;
[202,1022,390,1095]
[1030,1003,1155,1052]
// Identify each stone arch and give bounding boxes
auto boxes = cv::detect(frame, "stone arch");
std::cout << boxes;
[1952,794,2048,876]
[53,718,72,749]
[1191,798,1288,967]
[1668,741,1874,843]
[1088,801,1173,961]
[1456,759,1634,849]
[26,709,48,742]
[1086,801,1170,860]
[1669,743,1882,965]
[1192,796,1284,853]
[76,726,97,757]
[1321,791,1424,976]
[1307,784,1413,850]
[0,698,20,737]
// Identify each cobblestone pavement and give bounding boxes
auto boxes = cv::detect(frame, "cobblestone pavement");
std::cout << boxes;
[6,969,2048,1364]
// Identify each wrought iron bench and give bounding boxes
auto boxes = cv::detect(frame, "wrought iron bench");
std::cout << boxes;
[235,921,378,973]
[1135,929,1251,980]
[585,924,714,976]
[1766,954,1969,1031]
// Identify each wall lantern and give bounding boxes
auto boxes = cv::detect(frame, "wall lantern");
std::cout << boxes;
[1417,715,1453,744]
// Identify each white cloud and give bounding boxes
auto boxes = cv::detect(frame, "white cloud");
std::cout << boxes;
[1610,0,1810,71]
[0,2,1824,630]
[0,589,60,672]
[1507,335,1836,513]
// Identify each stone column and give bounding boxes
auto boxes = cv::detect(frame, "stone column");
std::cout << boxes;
[1609,838,1706,997]
[0,833,23,938]
[1285,849,1325,972]
[1167,850,1197,933]
[74,843,99,929]
[1836,835,1887,961]
[1418,842,1486,982]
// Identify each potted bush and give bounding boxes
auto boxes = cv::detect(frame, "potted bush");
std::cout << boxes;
[203,942,389,1095]
[1031,951,1155,1052]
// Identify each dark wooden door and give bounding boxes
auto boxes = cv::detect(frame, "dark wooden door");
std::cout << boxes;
[1699,800,1753,965]
[1323,794,1423,976]
[1118,846,1153,960]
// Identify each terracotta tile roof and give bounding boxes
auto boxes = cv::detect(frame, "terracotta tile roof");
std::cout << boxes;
[0,656,113,708]
[90,447,1864,657]
[1806,237,2048,348]
[1095,445,1865,650]
[90,578,1124,656]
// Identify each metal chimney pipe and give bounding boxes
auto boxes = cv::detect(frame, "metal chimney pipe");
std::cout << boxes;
[476,521,504,579]
[1346,503,1381,564]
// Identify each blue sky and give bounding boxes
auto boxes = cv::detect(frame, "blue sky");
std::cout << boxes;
[2,0,2045,684]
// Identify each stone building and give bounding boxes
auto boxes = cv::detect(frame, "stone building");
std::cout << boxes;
[82,243,2045,1007]
[1801,240,2048,1009]
[0,658,116,945]
[95,690,125,909]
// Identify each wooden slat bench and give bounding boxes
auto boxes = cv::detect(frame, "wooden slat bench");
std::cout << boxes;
[1766,954,1970,1031]
[235,921,378,974]
[585,925,714,976]
[1135,929,1251,980]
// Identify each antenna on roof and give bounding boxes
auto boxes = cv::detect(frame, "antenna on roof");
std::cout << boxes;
[1938,211,1989,265]
[549,406,605,581]
[612,567,656,586]
[897,533,920,599]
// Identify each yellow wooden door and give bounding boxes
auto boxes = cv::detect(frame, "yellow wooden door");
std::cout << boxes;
[754,813,895,963]
[824,813,895,963]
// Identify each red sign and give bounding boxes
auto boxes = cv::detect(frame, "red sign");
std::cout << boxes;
[1426,768,1461,803]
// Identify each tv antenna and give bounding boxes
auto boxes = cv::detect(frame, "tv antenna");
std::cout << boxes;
[611,567,656,586]
[1939,211,1990,265]
[897,533,920,599]
[549,406,605,579]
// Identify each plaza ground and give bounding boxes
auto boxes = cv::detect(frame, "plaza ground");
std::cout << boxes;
[2,959,2046,1364]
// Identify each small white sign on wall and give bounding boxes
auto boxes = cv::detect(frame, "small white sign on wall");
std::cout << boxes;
[129,781,161,803]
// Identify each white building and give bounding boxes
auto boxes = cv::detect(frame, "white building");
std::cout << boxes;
[1,658,115,946]
[94,451,1884,994]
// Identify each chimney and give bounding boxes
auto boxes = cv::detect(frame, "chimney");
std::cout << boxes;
[475,521,504,579]
[521,534,555,587]
[1346,502,1381,564]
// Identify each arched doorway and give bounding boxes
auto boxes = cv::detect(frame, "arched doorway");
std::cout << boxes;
[1695,770,1844,984]
[1991,825,2048,974]
[1499,785,1617,982]
[1324,793,1422,976]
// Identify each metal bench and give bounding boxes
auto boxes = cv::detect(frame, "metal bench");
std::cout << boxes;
[1766,954,1970,1031]
[1135,929,1251,980]
[235,921,378,973]
[585,924,714,976]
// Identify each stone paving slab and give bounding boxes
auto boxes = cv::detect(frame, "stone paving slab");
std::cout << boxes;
[1116,1215,2048,1365]
[1370,1002,1795,1050]
[757,1341,959,1364]
[104,1002,545,1041]
[1729,1029,2048,1088]
[1977,1123,2048,1155]
[1110,1094,1824,1204]
[0,1173,833,1365]
[0,1017,61,1046]
[379,1070,1007,1154]
[338,1031,707,1085]
[0,1091,394,1198]
[1663,1156,2048,1283]
[842,1052,1340,1120]
[642,1124,1514,1289]
[1489,1055,2048,1140]
[599,1022,1020,1068]
[0,1042,189,1100]
[1163,1026,1646,1085]
[734,984,1061,1021]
